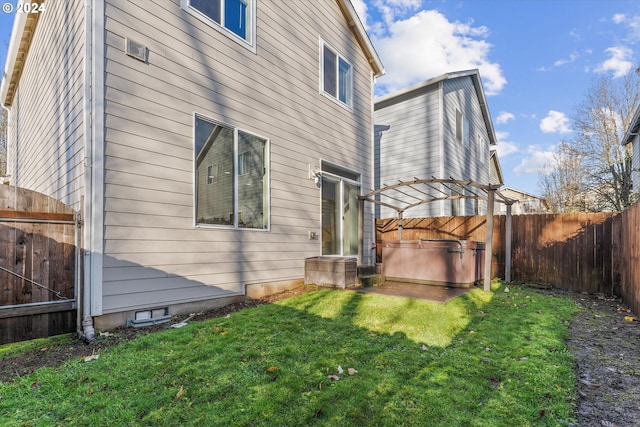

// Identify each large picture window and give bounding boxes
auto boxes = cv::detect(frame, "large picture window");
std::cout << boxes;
[184,0,254,46]
[321,41,353,107]
[194,115,269,229]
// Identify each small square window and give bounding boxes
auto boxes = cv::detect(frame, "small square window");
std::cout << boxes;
[321,41,353,107]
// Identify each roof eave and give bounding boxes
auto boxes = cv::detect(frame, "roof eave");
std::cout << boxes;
[622,105,640,146]
[0,11,40,108]
[336,0,385,78]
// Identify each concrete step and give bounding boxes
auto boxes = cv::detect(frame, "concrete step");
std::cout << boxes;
[358,274,385,287]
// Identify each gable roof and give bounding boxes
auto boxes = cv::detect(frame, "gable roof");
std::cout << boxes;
[336,0,384,78]
[374,69,498,147]
[1,1,384,108]
[623,104,640,146]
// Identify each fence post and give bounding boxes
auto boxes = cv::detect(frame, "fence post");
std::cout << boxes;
[484,189,495,291]
[505,204,512,283]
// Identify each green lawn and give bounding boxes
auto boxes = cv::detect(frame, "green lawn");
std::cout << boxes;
[0,281,579,426]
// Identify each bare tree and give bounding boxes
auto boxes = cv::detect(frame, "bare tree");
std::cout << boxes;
[571,73,638,211]
[539,141,587,212]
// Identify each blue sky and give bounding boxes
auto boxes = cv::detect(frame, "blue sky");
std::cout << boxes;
[2,1,640,196]
[354,0,640,195]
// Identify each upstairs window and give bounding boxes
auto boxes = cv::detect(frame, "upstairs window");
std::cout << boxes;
[455,109,470,147]
[321,41,353,107]
[184,0,254,47]
[477,134,486,163]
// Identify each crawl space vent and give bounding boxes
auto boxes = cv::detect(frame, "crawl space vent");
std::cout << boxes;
[126,307,170,328]
[125,37,147,62]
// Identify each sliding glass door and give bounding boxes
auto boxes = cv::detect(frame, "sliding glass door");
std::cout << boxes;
[321,162,360,256]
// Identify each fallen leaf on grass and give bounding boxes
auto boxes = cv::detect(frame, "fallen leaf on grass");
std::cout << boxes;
[337,366,344,374]
[348,368,358,375]
[83,354,100,362]
[39,347,48,352]
[327,375,340,381]
[624,316,637,322]
[266,366,278,373]
[175,386,184,400]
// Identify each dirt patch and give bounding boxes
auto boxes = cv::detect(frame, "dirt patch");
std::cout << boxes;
[567,292,640,427]
[0,286,315,383]
[2,286,640,427]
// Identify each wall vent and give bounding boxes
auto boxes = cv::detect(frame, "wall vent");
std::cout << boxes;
[125,37,147,62]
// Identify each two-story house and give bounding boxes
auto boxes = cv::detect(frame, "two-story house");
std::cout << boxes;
[374,69,497,219]
[0,0,383,333]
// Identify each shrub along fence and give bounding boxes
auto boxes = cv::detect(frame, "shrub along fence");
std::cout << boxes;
[376,211,622,296]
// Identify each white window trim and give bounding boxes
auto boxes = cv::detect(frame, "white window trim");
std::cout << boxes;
[181,0,257,52]
[477,134,486,163]
[319,39,354,110]
[193,113,270,231]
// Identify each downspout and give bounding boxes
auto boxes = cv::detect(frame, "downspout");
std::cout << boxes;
[79,0,96,341]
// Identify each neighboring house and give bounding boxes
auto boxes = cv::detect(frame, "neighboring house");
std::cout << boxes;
[489,151,505,189]
[0,0,383,331]
[497,187,548,215]
[622,104,640,203]
[374,69,498,219]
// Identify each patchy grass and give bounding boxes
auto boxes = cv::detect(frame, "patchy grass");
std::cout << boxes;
[0,282,578,426]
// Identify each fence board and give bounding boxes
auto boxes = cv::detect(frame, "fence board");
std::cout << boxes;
[0,186,77,344]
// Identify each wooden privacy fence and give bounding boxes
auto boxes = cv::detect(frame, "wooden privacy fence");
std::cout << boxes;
[0,186,78,344]
[620,201,640,316]
[376,212,621,295]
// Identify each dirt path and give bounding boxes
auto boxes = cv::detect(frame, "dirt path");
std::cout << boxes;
[567,293,640,427]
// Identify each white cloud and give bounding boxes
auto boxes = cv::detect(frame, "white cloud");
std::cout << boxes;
[493,131,518,158]
[540,110,571,134]
[595,46,634,78]
[351,0,369,29]
[613,13,626,24]
[538,51,580,72]
[513,149,556,175]
[370,9,506,96]
[496,111,515,125]
[625,15,640,42]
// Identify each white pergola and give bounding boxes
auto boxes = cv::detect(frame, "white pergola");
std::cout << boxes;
[357,177,515,291]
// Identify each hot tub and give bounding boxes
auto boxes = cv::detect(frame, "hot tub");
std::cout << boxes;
[381,239,485,288]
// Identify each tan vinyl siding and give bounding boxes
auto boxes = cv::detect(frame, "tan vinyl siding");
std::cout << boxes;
[101,0,375,312]
[7,1,85,209]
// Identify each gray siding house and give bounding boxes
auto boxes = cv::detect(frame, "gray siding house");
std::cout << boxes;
[623,105,640,202]
[1,0,383,330]
[374,69,497,218]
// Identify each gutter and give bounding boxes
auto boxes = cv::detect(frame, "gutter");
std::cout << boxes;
[79,0,96,342]
[0,12,27,106]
